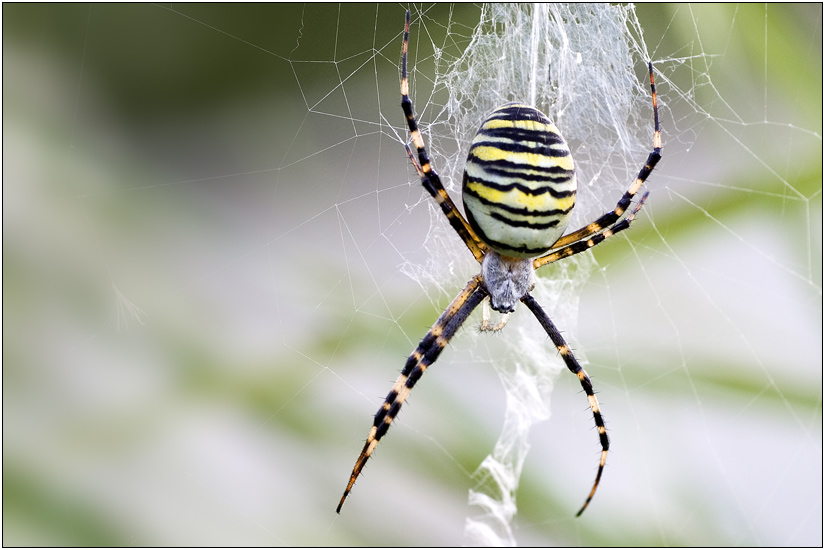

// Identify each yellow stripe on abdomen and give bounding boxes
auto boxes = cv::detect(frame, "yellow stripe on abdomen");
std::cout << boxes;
[462,103,577,258]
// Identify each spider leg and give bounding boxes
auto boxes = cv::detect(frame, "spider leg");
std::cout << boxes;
[533,191,648,270]
[337,274,486,513]
[521,292,608,517]
[539,61,662,263]
[401,10,487,263]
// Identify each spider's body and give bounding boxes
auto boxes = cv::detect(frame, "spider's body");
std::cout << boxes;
[463,102,577,313]
[337,11,661,517]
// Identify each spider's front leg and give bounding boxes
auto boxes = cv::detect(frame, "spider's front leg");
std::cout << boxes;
[336,275,486,513]
[521,293,608,516]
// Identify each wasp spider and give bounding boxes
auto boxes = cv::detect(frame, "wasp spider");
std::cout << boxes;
[337,10,661,517]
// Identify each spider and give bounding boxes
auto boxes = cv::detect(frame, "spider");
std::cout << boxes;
[337,10,661,517]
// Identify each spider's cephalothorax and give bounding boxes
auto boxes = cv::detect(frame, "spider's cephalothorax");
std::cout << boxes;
[337,10,661,517]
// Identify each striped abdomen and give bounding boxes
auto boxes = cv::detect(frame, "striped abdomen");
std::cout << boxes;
[462,103,576,258]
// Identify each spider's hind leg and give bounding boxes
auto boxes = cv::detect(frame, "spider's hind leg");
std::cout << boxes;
[537,61,661,268]
[401,10,486,263]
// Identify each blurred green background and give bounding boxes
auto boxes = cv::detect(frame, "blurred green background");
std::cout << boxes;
[3,3,821,546]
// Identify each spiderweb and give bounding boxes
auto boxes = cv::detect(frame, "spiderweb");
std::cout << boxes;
[3,3,821,547]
